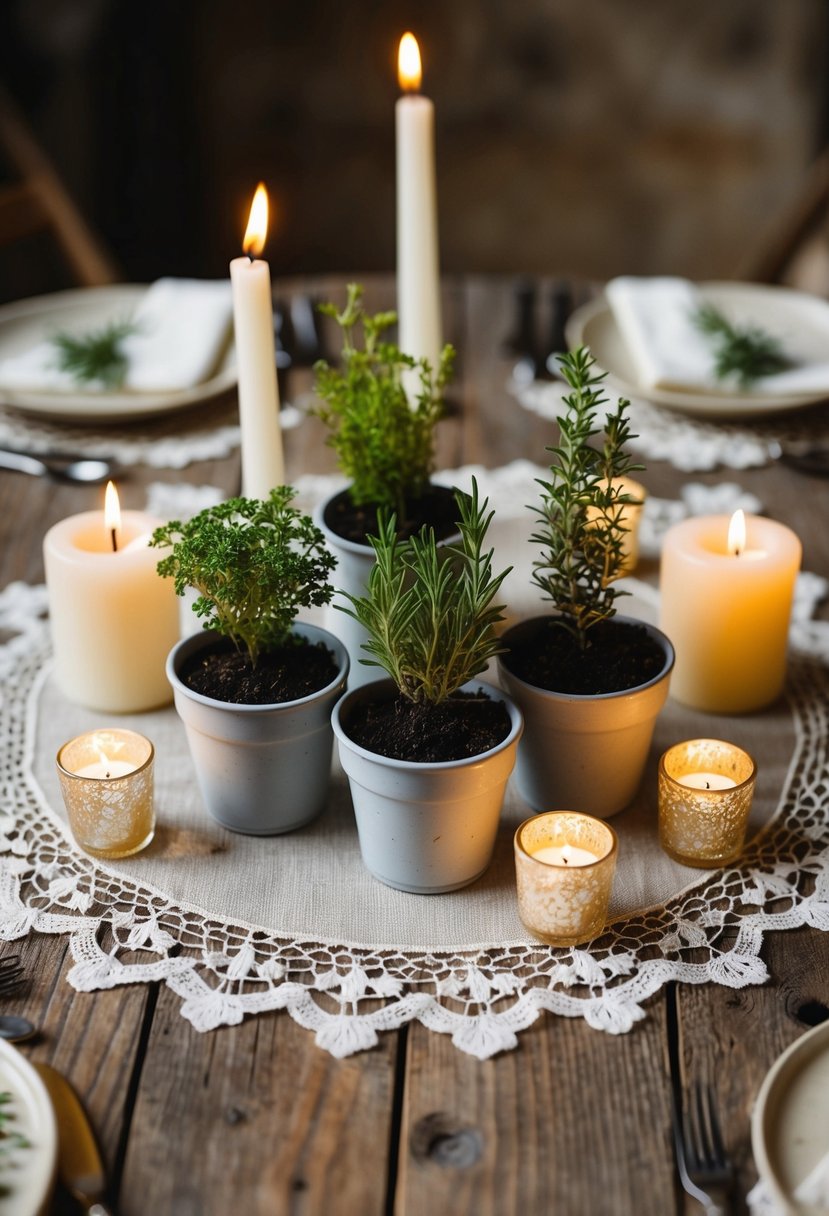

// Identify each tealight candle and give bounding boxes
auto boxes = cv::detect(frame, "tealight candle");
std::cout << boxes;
[43,483,179,713]
[514,812,618,946]
[229,182,285,499]
[56,729,155,859]
[396,32,442,377]
[658,738,757,868]
[659,510,800,713]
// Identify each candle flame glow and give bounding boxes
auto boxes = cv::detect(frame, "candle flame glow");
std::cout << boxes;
[242,183,269,258]
[727,508,746,557]
[560,844,574,865]
[104,480,121,547]
[398,32,422,92]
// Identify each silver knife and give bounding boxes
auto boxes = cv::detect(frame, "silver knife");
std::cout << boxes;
[34,1063,114,1215]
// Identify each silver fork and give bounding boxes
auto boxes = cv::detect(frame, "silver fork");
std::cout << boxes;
[673,1082,735,1215]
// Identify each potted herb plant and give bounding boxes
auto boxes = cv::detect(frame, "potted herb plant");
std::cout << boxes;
[331,480,523,893]
[497,348,674,819]
[312,283,458,684]
[152,488,348,835]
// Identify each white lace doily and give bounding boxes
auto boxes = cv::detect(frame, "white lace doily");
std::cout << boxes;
[2,465,829,1062]
[512,377,829,472]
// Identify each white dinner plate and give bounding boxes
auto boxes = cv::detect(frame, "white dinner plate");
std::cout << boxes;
[565,282,829,419]
[0,1038,56,1216]
[0,285,237,422]
[751,1019,829,1215]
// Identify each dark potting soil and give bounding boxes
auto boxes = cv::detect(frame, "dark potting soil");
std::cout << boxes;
[180,638,339,705]
[323,484,461,546]
[502,618,667,696]
[346,690,512,762]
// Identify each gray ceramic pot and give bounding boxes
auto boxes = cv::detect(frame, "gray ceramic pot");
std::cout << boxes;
[497,615,674,819]
[332,679,523,894]
[167,623,348,835]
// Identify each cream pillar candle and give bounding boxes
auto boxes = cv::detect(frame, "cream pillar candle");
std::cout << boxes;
[43,485,179,713]
[396,32,442,376]
[659,511,800,713]
[230,183,284,499]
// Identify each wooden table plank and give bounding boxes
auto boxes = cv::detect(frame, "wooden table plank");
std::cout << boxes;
[119,987,400,1216]
[397,1010,679,1216]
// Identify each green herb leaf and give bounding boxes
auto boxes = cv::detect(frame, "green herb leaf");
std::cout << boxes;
[341,478,510,704]
[51,319,136,388]
[151,487,336,666]
[530,346,643,649]
[693,303,791,387]
[312,283,454,518]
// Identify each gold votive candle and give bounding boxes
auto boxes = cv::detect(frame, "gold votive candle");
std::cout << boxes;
[658,738,757,868]
[514,812,618,947]
[56,729,155,859]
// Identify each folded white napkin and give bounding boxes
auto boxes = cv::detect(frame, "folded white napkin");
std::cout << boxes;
[605,275,829,395]
[0,278,233,393]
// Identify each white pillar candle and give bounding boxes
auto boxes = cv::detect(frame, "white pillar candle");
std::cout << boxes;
[396,32,442,376]
[43,484,179,713]
[659,511,800,713]
[230,183,285,499]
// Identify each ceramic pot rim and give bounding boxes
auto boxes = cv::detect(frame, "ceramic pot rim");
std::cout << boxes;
[167,622,349,714]
[498,613,675,703]
[332,678,523,771]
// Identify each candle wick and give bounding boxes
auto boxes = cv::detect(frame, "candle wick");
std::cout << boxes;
[705,780,710,790]
[247,251,255,264]
[110,528,118,553]
[105,770,111,779]
[563,857,569,864]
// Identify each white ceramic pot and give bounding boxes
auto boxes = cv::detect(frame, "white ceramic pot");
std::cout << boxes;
[497,615,674,819]
[167,623,348,835]
[332,679,523,894]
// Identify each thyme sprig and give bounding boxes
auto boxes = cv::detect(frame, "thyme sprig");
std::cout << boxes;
[313,283,454,519]
[51,319,136,388]
[693,303,791,387]
[151,487,336,666]
[530,347,643,650]
[342,478,510,703]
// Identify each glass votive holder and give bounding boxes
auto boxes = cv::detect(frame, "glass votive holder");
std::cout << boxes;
[56,729,155,859]
[514,812,619,947]
[658,738,757,868]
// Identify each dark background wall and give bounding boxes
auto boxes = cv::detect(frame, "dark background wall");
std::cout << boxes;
[1,0,827,303]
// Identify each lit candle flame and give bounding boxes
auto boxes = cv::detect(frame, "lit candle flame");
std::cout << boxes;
[398,32,422,92]
[242,183,269,258]
[560,844,574,865]
[727,508,746,557]
[104,480,121,552]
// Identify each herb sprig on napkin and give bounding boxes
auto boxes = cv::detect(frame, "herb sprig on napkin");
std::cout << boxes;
[693,303,791,388]
[51,319,136,389]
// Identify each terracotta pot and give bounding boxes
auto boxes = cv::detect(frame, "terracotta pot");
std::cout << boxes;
[167,623,348,835]
[497,615,674,819]
[332,679,523,894]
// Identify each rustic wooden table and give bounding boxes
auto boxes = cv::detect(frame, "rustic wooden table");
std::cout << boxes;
[1,275,827,1215]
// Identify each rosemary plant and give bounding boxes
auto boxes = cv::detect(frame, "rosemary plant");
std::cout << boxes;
[530,347,643,650]
[693,303,790,387]
[151,487,336,666]
[343,479,510,703]
[51,319,136,388]
[313,283,454,519]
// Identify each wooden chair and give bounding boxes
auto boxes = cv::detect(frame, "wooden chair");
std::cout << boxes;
[0,85,118,286]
